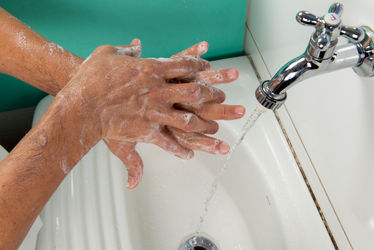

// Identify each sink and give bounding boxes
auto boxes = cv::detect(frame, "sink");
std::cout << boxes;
[33,57,334,249]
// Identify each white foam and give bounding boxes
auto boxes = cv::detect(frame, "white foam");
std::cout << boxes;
[139,88,150,95]
[151,73,160,79]
[16,32,27,48]
[46,42,64,56]
[115,46,141,57]
[154,57,175,62]
[182,113,193,125]
[214,73,224,81]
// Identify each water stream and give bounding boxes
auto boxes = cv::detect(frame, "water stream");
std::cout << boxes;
[195,103,267,234]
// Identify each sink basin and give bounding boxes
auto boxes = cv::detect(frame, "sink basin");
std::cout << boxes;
[33,57,334,249]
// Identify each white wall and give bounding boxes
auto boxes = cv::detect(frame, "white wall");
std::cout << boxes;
[246,0,374,249]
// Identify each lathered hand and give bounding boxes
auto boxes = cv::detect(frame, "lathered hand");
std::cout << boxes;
[105,41,245,188]
[58,42,240,187]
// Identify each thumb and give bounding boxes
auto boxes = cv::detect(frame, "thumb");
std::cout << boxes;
[104,139,144,189]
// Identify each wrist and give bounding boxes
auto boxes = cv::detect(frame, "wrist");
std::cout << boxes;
[45,89,102,166]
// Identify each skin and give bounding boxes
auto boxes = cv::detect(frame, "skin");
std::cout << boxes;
[0,7,245,248]
[0,7,246,188]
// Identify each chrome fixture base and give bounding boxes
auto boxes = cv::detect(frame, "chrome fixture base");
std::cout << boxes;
[353,26,374,77]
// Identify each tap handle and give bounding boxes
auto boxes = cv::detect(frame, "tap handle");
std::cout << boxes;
[328,2,343,16]
[340,26,365,43]
[296,3,343,28]
[296,11,318,26]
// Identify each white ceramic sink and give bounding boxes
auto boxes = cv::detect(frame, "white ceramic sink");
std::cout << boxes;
[33,57,334,249]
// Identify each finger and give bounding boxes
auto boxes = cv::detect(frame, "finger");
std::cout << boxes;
[187,68,239,85]
[130,38,141,46]
[153,83,225,104]
[172,41,209,57]
[114,38,142,57]
[169,127,230,155]
[158,56,210,79]
[148,109,218,134]
[104,139,144,189]
[175,103,246,120]
[150,127,194,160]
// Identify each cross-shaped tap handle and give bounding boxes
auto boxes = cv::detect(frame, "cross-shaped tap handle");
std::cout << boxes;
[295,3,367,44]
[295,3,346,51]
[296,3,343,28]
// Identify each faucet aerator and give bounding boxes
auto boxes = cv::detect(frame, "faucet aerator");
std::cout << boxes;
[255,81,287,111]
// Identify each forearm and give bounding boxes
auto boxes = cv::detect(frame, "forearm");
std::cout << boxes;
[0,7,83,95]
[0,91,99,249]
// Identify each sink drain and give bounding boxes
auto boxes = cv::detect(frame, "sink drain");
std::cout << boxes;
[178,233,219,250]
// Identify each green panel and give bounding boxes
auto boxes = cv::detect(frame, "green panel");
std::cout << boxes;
[0,74,47,111]
[0,0,246,112]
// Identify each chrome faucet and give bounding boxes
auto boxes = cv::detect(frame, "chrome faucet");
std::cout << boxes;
[255,2,374,110]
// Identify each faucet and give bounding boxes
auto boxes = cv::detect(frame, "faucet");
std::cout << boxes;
[255,2,374,110]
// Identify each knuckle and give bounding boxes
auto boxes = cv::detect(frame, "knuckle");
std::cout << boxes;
[221,106,228,117]
[214,89,226,102]
[190,85,203,101]
[206,121,219,134]
[151,88,166,102]
[183,113,197,131]
[140,59,160,73]
[142,63,155,74]
[215,106,225,119]
[195,109,204,119]
[144,107,156,120]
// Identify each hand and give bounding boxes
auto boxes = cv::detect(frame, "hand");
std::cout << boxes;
[59,40,228,185]
[102,41,245,189]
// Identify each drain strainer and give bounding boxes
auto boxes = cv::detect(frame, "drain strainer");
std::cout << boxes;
[178,233,219,250]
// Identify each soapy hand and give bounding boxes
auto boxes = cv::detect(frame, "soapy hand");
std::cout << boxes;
[59,39,240,187]
[0,9,248,248]
[101,40,245,189]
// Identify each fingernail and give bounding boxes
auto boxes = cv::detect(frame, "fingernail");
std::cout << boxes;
[127,176,136,189]
[227,68,239,80]
[235,106,245,115]
[219,142,230,154]
[131,38,141,46]
[207,121,219,134]
[198,41,209,54]
[220,91,226,103]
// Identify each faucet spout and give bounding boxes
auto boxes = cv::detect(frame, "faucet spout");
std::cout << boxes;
[255,55,310,110]
[266,55,316,95]
[255,55,316,110]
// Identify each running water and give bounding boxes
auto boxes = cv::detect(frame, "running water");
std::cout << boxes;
[195,103,267,234]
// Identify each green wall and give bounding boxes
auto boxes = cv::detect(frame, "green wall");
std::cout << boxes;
[0,0,247,112]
